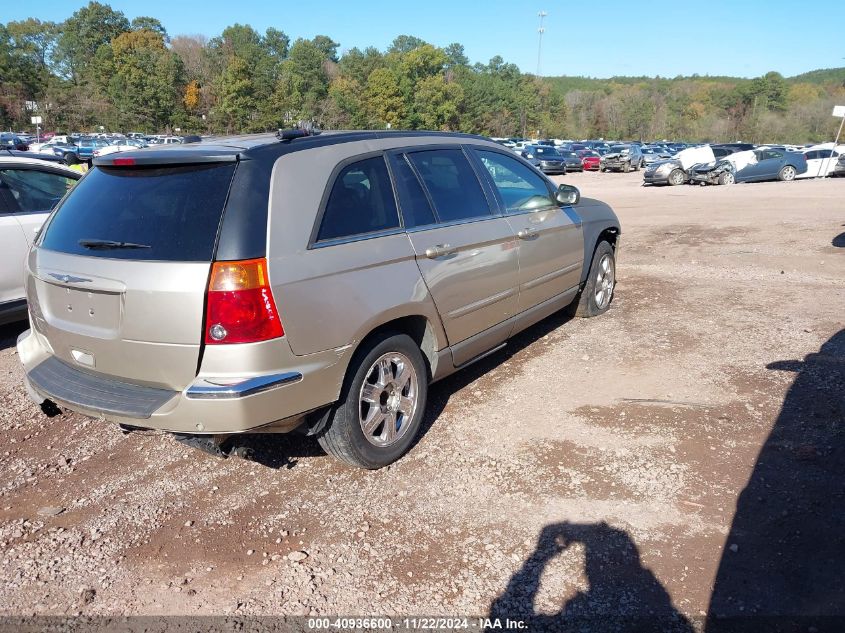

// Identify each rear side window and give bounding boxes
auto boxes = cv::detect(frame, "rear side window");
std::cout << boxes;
[407,149,491,223]
[316,156,399,242]
[0,168,77,214]
[39,163,235,261]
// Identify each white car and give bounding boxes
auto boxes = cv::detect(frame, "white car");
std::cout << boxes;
[93,140,147,158]
[0,157,80,324]
[797,144,845,179]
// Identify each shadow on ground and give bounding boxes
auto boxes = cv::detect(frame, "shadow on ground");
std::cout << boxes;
[489,521,693,632]
[706,329,845,630]
[0,320,27,352]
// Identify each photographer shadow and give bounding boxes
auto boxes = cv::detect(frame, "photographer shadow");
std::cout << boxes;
[490,521,693,632]
[707,329,845,629]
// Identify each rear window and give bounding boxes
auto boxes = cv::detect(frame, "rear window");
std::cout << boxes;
[39,163,236,261]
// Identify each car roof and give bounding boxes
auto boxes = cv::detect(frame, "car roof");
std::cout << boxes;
[93,130,492,166]
[0,155,80,174]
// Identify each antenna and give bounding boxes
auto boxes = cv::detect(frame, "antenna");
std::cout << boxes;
[536,10,547,76]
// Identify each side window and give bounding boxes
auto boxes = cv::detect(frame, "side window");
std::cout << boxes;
[762,149,784,161]
[388,154,436,229]
[0,169,76,214]
[316,156,400,242]
[406,149,491,223]
[475,150,555,214]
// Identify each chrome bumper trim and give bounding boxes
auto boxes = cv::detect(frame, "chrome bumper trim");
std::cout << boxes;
[185,372,303,400]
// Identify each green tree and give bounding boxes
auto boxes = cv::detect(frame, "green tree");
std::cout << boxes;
[102,29,184,131]
[54,1,129,82]
[130,16,167,42]
[364,67,405,127]
[413,75,464,130]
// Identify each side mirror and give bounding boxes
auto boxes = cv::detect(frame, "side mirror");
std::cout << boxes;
[556,184,580,206]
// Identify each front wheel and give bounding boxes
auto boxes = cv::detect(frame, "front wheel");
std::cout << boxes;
[718,171,735,185]
[778,165,796,181]
[568,241,616,318]
[668,169,685,186]
[317,333,427,469]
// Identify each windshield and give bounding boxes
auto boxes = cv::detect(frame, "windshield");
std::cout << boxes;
[610,145,629,153]
[531,147,561,156]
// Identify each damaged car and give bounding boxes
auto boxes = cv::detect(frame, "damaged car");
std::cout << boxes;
[600,144,644,172]
[643,144,739,186]
[689,146,808,185]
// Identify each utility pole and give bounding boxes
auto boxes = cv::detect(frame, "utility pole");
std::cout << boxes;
[536,10,547,77]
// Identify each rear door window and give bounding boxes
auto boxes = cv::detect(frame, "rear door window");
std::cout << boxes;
[406,149,491,223]
[316,156,400,242]
[39,162,236,261]
[0,168,77,214]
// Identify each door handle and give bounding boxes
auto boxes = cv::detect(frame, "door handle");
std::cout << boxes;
[425,244,455,259]
[517,228,538,239]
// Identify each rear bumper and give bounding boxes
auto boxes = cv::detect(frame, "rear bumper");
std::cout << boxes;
[17,328,348,435]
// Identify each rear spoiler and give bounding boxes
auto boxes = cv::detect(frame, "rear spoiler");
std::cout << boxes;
[93,149,240,167]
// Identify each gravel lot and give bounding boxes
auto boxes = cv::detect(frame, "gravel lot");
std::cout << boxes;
[1,172,843,625]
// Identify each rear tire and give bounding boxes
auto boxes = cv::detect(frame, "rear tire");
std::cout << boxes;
[317,333,427,469]
[568,240,616,318]
[64,153,78,166]
[778,165,796,181]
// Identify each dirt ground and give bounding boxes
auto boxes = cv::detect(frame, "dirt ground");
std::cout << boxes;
[0,171,843,626]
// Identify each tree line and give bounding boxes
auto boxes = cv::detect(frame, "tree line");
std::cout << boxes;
[2,1,844,143]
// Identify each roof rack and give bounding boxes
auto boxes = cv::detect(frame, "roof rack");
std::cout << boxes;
[276,121,321,142]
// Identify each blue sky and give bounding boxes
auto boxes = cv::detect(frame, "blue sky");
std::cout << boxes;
[6,0,845,78]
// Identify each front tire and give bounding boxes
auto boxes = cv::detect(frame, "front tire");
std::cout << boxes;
[317,333,427,469]
[568,240,616,318]
[718,171,735,185]
[668,169,685,186]
[778,165,796,181]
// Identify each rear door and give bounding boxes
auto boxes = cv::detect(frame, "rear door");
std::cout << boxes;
[390,148,519,366]
[471,148,583,313]
[30,161,237,389]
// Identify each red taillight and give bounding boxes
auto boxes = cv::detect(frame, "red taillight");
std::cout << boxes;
[113,157,136,166]
[204,258,284,344]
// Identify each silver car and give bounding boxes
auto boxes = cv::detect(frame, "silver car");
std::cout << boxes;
[17,131,621,469]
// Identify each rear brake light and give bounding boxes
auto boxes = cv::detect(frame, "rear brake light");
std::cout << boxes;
[112,157,135,166]
[204,258,284,344]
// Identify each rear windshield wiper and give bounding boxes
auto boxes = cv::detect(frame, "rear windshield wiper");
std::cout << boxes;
[78,239,152,250]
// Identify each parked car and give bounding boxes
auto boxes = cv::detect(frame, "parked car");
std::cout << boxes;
[640,147,673,167]
[556,149,585,172]
[520,144,568,174]
[643,144,737,186]
[0,157,80,325]
[1,133,29,151]
[577,150,601,171]
[600,144,644,172]
[17,130,621,469]
[689,147,808,185]
[94,139,148,158]
[797,144,845,179]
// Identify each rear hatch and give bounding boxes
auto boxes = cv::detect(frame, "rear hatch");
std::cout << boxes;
[28,161,237,390]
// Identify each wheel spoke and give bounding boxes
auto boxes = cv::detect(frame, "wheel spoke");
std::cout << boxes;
[394,361,412,390]
[376,359,391,387]
[397,395,414,417]
[362,409,386,435]
[383,412,397,442]
[361,383,380,404]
